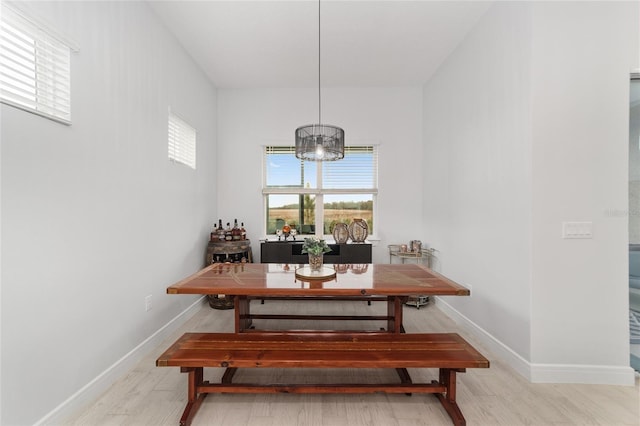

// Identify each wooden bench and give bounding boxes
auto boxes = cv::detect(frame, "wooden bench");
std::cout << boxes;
[156,332,490,426]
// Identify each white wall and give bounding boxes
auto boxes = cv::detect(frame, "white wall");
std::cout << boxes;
[422,1,533,361]
[423,1,639,385]
[0,2,217,424]
[216,87,424,264]
[530,1,638,379]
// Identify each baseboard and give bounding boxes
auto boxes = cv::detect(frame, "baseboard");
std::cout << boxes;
[530,362,635,385]
[34,296,206,426]
[434,297,531,380]
[435,297,636,386]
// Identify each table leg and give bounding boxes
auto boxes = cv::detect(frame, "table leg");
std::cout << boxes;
[387,296,406,333]
[221,367,238,383]
[235,296,251,333]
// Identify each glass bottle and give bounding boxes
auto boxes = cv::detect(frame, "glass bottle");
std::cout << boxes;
[217,219,225,241]
[232,219,241,240]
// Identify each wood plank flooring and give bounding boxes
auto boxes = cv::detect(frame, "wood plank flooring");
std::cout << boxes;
[66,299,640,426]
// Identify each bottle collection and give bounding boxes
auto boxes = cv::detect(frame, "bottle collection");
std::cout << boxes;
[210,219,247,242]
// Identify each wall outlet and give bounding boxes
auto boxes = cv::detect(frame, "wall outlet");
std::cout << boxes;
[562,221,593,239]
[145,295,152,312]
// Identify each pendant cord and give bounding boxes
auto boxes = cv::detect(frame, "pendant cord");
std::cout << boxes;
[318,0,321,126]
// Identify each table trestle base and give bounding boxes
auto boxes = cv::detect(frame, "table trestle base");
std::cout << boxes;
[235,295,406,333]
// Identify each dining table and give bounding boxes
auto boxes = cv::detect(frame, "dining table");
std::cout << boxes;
[166,262,470,333]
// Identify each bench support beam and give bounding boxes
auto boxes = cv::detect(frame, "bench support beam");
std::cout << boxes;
[176,367,468,426]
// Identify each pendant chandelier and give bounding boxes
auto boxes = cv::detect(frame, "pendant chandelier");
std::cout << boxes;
[295,0,344,161]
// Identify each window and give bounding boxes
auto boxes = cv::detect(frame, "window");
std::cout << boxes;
[168,110,196,169]
[263,146,378,236]
[0,4,74,124]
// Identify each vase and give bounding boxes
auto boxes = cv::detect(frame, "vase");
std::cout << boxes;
[308,253,324,272]
[332,222,349,244]
[348,218,368,243]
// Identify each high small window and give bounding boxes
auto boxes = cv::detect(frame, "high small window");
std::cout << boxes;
[168,110,196,169]
[0,4,74,124]
[263,146,378,236]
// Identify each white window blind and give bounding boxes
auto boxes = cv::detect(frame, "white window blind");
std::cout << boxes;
[0,5,72,124]
[263,146,377,193]
[168,111,196,169]
[323,146,378,191]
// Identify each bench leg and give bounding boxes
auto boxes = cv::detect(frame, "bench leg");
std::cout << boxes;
[433,368,466,426]
[179,367,207,426]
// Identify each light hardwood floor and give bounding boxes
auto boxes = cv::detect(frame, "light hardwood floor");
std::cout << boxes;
[66,299,640,426]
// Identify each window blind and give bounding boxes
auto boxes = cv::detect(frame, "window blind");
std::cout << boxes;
[263,145,377,193]
[0,5,72,124]
[323,146,378,191]
[168,111,197,169]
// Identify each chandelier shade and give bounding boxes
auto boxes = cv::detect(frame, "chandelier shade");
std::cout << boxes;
[295,124,345,161]
[295,0,344,161]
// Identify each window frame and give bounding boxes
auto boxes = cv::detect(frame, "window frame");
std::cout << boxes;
[263,145,378,238]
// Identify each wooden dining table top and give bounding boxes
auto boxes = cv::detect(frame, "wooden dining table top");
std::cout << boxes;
[166,263,470,297]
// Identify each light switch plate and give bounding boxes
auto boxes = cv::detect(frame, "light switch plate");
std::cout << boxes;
[562,221,593,239]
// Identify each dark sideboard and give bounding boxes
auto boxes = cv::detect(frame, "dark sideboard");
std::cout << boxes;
[260,241,372,264]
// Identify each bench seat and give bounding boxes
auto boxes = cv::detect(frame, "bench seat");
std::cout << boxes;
[157,332,490,426]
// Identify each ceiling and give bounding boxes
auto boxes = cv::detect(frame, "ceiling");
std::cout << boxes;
[147,1,493,89]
